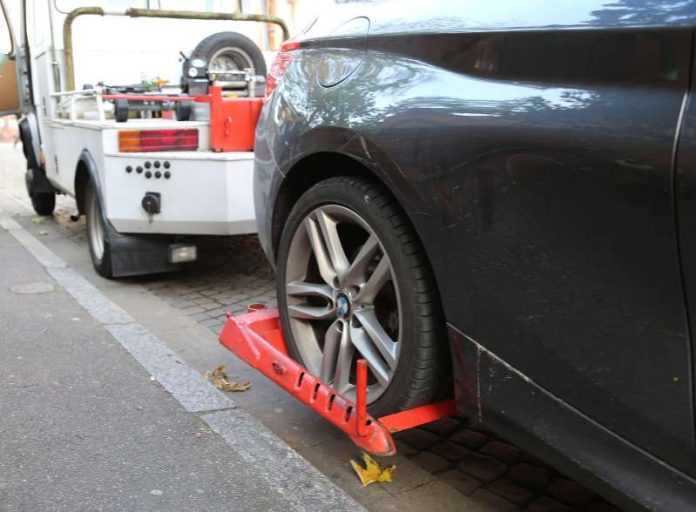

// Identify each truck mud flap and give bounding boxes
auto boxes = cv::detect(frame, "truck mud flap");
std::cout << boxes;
[109,233,179,278]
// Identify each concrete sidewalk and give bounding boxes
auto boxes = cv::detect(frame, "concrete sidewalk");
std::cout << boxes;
[0,221,359,511]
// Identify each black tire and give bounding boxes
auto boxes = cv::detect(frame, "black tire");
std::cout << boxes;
[85,180,114,278]
[25,169,55,216]
[114,99,129,123]
[30,192,55,216]
[191,31,267,77]
[277,176,449,417]
[175,101,193,121]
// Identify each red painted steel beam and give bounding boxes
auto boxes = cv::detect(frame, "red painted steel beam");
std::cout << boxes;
[378,400,457,433]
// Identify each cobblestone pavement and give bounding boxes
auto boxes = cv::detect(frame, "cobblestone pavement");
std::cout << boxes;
[44,199,620,512]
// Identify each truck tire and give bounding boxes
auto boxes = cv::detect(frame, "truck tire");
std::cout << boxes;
[25,168,55,216]
[191,32,267,76]
[85,179,114,278]
[276,177,450,417]
[114,99,129,123]
[30,192,55,216]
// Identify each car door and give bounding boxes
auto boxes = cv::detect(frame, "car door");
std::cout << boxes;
[426,7,696,474]
[674,40,696,473]
[0,0,22,116]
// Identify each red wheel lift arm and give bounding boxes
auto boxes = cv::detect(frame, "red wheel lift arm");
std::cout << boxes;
[219,308,456,456]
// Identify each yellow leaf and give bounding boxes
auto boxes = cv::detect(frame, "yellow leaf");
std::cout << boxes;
[203,365,251,392]
[350,452,395,487]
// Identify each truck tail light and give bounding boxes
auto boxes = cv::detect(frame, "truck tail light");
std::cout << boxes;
[265,40,302,98]
[118,129,199,152]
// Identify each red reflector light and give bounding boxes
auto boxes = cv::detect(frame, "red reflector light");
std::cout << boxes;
[118,129,199,153]
[265,39,302,98]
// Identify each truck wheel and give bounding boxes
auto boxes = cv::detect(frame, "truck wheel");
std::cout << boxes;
[191,32,267,76]
[277,177,449,417]
[30,193,55,216]
[25,169,55,216]
[114,100,129,123]
[85,179,114,278]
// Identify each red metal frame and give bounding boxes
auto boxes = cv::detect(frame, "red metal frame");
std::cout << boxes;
[102,87,262,152]
[219,307,456,456]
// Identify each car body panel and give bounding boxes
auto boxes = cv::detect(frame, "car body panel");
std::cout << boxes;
[254,0,696,508]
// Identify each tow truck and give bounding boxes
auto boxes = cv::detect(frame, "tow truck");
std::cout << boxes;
[0,0,287,277]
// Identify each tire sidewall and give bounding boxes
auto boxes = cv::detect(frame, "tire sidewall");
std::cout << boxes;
[85,180,113,278]
[277,178,436,417]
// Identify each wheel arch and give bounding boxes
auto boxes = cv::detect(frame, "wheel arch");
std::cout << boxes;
[74,149,100,216]
[272,151,443,306]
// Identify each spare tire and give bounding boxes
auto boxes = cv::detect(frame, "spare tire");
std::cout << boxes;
[191,31,267,77]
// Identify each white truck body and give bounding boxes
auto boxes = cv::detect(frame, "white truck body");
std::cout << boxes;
[27,0,272,235]
[45,117,256,235]
[0,0,284,275]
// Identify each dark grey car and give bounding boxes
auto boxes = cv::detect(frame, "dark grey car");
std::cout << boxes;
[254,1,696,509]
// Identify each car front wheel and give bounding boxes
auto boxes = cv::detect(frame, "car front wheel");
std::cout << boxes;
[277,176,448,417]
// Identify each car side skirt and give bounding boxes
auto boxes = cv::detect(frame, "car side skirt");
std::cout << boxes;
[449,323,696,512]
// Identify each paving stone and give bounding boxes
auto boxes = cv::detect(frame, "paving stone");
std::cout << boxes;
[422,416,462,436]
[410,451,451,474]
[480,440,522,464]
[469,488,517,512]
[191,312,212,321]
[486,478,535,505]
[429,440,470,461]
[546,477,596,507]
[201,318,223,329]
[438,469,482,496]
[395,440,419,458]
[457,453,507,483]
[508,463,553,491]
[528,497,572,512]
[450,428,490,449]
[395,428,441,451]
[179,305,205,315]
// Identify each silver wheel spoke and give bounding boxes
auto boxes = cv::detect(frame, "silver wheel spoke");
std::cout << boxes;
[286,205,402,404]
[334,322,354,393]
[320,319,341,383]
[357,256,391,304]
[350,325,390,387]
[288,304,334,320]
[354,309,398,368]
[286,281,334,301]
[305,216,338,286]
[315,210,350,283]
[344,235,379,286]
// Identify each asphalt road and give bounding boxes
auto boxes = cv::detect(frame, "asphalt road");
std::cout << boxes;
[0,143,622,512]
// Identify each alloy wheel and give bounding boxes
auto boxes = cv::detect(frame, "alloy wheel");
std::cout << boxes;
[284,205,402,403]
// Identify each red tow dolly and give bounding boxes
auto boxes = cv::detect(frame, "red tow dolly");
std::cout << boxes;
[219,306,456,456]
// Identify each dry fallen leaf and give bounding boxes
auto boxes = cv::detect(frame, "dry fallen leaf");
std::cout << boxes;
[204,365,251,392]
[31,216,46,224]
[350,452,395,487]
[38,230,48,236]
